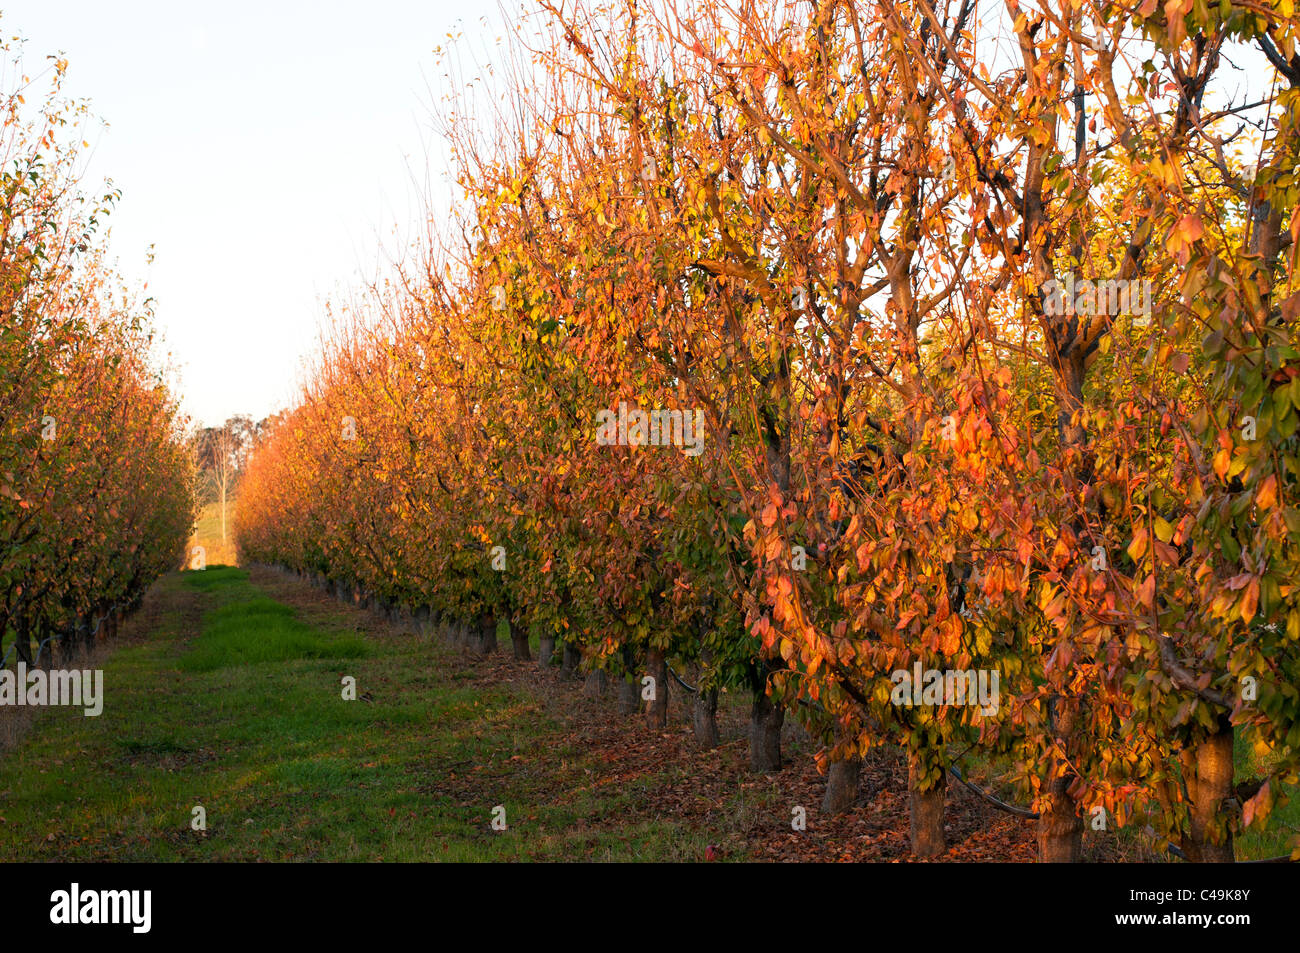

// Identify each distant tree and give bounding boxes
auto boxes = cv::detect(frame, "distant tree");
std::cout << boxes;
[196,416,253,543]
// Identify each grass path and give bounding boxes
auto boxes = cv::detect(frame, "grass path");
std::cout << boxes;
[0,567,758,860]
[3,565,1289,862]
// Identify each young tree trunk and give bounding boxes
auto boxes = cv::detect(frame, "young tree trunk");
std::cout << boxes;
[908,751,947,858]
[56,626,74,666]
[1185,715,1236,863]
[538,634,555,670]
[583,669,608,698]
[823,755,862,815]
[33,620,52,669]
[749,686,784,772]
[11,608,32,666]
[1037,697,1083,862]
[615,646,638,715]
[478,616,497,655]
[509,622,531,661]
[617,675,640,716]
[645,647,668,729]
[560,642,581,679]
[692,687,719,749]
[1037,777,1082,863]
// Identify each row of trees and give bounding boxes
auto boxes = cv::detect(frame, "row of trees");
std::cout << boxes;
[0,45,195,667]
[237,0,1300,861]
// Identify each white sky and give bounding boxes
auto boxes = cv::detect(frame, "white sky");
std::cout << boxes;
[2,0,498,429]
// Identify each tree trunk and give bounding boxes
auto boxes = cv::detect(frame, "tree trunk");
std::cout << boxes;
[583,669,608,698]
[13,609,32,667]
[478,616,497,655]
[1185,715,1235,863]
[749,685,784,772]
[615,646,638,715]
[692,686,719,749]
[509,622,531,661]
[560,642,581,679]
[538,635,555,670]
[33,620,52,668]
[617,675,640,716]
[908,751,947,858]
[645,647,668,729]
[823,755,862,815]
[1037,697,1083,862]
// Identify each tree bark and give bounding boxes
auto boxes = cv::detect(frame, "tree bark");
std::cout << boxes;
[509,621,531,661]
[57,624,74,663]
[33,620,52,668]
[692,686,719,749]
[823,755,862,815]
[1185,715,1236,863]
[560,642,581,679]
[478,615,497,655]
[749,684,784,772]
[908,751,947,858]
[583,669,608,698]
[617,675,640,716]
[615,646,638,715]
[538,635,555,670]
[645,647,668,729]
[13,609,33,667]
[1037,697,1083,862]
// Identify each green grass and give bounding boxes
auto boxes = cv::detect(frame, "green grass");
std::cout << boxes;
[0,567,714,861]
[178,569,367,671]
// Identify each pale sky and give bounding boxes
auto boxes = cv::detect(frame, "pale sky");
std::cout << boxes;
[2,0,498,429]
